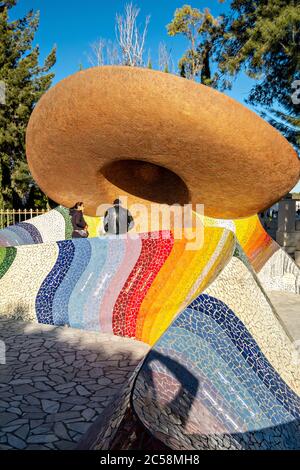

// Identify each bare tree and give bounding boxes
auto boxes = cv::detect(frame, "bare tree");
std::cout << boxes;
[88,38,106,66]
[106,40,120,65]
[115,3,150,67]
[88,38,120,66]
[158,42,174,73]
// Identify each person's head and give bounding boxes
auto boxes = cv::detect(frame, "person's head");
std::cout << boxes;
[71,201,84,212]
[113,199,122,206]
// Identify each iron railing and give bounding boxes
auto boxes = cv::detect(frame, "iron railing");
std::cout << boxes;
[0,209,48,229]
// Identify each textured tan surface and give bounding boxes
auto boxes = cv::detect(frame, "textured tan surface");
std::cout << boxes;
[26,66,300,218]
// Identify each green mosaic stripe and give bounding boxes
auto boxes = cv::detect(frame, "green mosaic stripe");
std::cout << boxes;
[0,247,17,279]
[0,248,6,267]
[54,206,73,240]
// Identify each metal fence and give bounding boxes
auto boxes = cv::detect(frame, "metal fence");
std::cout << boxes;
[0,209,48,229]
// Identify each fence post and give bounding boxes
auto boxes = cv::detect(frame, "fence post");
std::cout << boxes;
[0,208,49,228]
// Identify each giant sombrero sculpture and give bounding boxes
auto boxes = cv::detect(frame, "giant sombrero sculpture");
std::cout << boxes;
[26,66,299,218]
[0,67,300,450]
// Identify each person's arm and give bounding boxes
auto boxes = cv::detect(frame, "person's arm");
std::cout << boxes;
[127,211,134,230]
[75,212,86,229]
[103,210,109,232]
[83,215,88,229]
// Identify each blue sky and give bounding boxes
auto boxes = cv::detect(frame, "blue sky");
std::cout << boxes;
[9,0,254,101]
[9,0,300,191]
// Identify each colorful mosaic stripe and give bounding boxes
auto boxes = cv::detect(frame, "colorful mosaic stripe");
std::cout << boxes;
[0,207,299,295]
[0,247,17,279]
[202,213,300,293]
[0,206,300,450]
[133,292,300,450]
[0,206,101,246]
[35,240,76,324]
[0,227,234,345]
[112,232,174,338]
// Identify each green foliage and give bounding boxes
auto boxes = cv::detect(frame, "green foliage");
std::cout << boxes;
[167,5,203,43]
[168,1,299,152]
[27,183,49,209]
[0,1,56,209]
[262,109,300,152]
[0,1,17,11]
[220,0,300,153]
[167,5,224,86]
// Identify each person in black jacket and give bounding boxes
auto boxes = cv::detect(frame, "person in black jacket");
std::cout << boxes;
[103,199,134,235]
[69,202,89,238]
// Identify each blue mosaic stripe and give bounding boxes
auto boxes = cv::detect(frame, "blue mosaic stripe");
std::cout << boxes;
[155,327,272,431]
[162,318,294,428]
[35,240,75,324]
[135,299,300,449]
[52,239,92,326]
[0,228,23,246]
[230,421,300,449]
[0,222,43,246]
[16,222,43,244]
[85,238,126,331]
[68,238,109,330]
[153,346,254,433]
[6,225,34,245]
[172,309,295,426]
[157,346,262,433]
[184,294,300,419]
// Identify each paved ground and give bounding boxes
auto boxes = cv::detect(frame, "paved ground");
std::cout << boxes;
[0,318,149,450]
[0,290,299,450]
[268,291,300,341]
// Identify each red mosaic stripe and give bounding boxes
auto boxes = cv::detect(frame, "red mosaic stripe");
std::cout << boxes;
[112,231,174,337]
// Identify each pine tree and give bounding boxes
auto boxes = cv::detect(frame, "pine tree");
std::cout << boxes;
[220,0,300,153]
[0,0,56,209]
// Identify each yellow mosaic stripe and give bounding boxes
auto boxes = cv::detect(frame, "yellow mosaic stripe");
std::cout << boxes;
[85,215,102,238]
[139,227,234,345]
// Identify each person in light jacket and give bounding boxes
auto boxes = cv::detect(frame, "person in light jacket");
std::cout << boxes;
[103,199,134,235]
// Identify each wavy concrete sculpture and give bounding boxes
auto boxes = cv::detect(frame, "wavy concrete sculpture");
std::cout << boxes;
[133,244,300,450]
[0,206,298,294]
[0,210,233,345]
[1,67,300,449]
[0,208,299,449]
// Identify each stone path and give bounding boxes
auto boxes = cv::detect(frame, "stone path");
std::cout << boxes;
[267,291,300,341]
[0,318,149,450]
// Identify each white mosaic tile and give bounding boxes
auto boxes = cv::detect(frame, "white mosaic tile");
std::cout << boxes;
[0,243,59,322]
[205,255,300,395]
